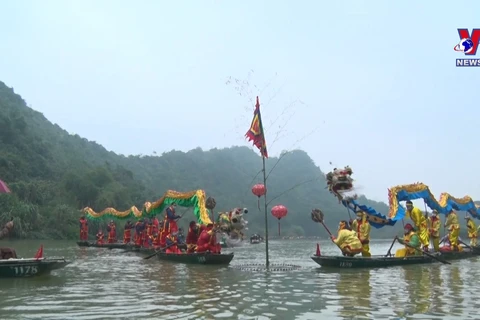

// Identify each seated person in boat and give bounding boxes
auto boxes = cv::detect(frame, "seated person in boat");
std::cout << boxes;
[79,215,88,241]
[0,247,17,260]
[134,219,145,246]
[428,210,441,252]
[151,232,161,248]
[186,221,199,253]
[395,223,421,257]
[330,220,362,257]
[177,227,187,251]
[350,211,371,257]
[165,232,182,254]
[164,203,181,236]
[146,219,153,240]
[106,220,117,243]
[196,224,221,254]
[405,201,429,251]
[123,221,134,244]
[96,230,105,245]
[465,216,477,247]
[445,210,462,251]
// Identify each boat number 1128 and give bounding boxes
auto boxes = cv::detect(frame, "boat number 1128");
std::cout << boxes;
[11,265,38,275]
[339,262,352,268]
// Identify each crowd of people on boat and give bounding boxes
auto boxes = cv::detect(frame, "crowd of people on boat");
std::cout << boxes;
[330,200,478,257]
[79,203,222,254]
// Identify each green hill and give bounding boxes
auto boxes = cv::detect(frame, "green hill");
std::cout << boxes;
[0,81,402,239]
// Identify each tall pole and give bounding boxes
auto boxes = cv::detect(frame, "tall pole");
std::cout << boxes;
[262,156,270,267]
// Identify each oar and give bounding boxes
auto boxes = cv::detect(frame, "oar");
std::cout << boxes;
[385,236,397,257]
[459,240,472,250]
[402,241,451,265]
[143,242,178,260]
[311,208,334,237]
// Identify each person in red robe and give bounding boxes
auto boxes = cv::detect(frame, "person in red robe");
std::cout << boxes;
[79,216,88,241]
[151,232,161,248]
[165,233,182,254]
[96,230,104,244]
[107,220,116,243]
[123,221,134,244]
[196,224,221,254]
[134,219,144,246]
[186,221,199,253]
[164,203,181,236]
[152,217,160,234]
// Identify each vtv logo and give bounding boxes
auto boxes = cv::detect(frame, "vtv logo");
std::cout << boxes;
[458,29,480,55]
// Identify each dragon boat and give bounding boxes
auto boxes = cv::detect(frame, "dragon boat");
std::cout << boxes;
[314,176,480,269]
[312,247,479,269]
[76,241,128,249]
[81,190,240,264]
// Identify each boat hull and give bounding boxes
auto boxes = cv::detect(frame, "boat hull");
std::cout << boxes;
[312,249,478,269]
[0,258,69,278]
[76,241,127,249]
[156,252,234,265]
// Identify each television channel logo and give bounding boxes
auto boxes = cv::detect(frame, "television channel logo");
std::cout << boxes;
[455,29,480,67]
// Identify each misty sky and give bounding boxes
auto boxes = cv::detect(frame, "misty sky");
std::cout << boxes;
[1,1,479,206]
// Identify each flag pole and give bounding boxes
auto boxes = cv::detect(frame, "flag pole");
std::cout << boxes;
[262,155,270,267]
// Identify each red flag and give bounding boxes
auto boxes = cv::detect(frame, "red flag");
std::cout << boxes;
[34,244,43,260]
[245,96,268,158]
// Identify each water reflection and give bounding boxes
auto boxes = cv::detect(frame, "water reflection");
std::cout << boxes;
[404,266,432,314]
[335,270,372,319]
[448,266,464,316]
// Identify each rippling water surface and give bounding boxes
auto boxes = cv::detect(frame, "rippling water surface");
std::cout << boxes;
[1,239,480,319]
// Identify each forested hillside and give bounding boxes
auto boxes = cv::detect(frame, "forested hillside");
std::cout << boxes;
[0,81,402,239]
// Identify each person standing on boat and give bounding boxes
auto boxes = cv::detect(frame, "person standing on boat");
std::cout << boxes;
[96,229,105,245]
[350,211,371,257]
[107,220,117,243]
[465,216,477,247]
[152,216,160,234]
[445,210,462,251]
[164,203,181,236]
[405,201,430,251]
[134,219,144,246]
[330,220,363,257]
[123,221,134,244]
[79,216,88,241]
[186,221,199,253]
[428,210,441,252]
[396,223,421,257]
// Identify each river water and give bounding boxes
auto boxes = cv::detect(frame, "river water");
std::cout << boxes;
[0,239,479,319]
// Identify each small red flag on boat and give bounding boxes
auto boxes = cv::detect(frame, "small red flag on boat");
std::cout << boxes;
[34,244,43,260]
[0,179,11,194]
[245,96,268,158]
[316,243,321,256]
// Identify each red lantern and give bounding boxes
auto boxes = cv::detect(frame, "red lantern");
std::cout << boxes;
[252,184,266,209]
[271,205,288,236]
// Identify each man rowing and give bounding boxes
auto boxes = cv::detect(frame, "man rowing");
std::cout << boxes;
[350,211,371,257]
[465,216,477,247]
[445,210,461,251]
[396,223,421,257]
[405,201,429,251]
[428,210,441,252]
[330,220,362,257]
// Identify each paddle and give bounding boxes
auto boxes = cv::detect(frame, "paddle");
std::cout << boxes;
[399,240,451,264]
[143,242,178,260]
[385,236,397,257]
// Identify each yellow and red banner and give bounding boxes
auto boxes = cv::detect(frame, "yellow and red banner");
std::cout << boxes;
[245,96,268,158]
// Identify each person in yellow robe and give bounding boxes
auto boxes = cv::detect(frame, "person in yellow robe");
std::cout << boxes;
[330,220,363,257]
[465,216,477,247]
[395,223,421,257]
[445,210,461,251]
[350,211,371,257]
[428,210,441,252]
[405,200,430,251]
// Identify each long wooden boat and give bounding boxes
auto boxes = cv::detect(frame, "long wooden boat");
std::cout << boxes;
[0,258,69,278]
[312,248,479,269]
[156,252,234,265]
[76,241,127,249]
